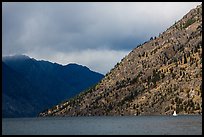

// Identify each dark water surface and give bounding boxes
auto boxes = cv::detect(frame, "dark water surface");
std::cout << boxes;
[2,115,202,135]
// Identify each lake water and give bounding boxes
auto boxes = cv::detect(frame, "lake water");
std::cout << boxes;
[2,115,202,135]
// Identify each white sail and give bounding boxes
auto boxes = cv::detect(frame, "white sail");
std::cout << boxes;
[173,111,178,116]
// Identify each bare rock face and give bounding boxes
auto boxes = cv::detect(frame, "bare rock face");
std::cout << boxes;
[39,4,202,117]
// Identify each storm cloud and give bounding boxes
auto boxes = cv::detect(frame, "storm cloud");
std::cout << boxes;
[2,2,201,74]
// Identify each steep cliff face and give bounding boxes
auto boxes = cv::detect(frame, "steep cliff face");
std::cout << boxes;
[39,4,202,116]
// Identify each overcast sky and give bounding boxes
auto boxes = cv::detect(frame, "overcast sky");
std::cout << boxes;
[2,2,201,74]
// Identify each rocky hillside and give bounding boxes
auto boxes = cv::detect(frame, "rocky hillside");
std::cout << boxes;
[39,4,202,116]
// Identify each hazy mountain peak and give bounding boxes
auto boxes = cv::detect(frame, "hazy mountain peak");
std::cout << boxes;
[3,54,30,60]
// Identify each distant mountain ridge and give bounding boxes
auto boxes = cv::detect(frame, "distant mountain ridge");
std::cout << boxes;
[39,4,202,117]
[2,55,104,118]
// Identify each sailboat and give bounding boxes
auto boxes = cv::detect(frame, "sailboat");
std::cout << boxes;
[173,111,178,116]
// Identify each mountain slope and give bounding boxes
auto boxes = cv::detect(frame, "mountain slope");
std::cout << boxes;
[39,4,202,116]
[2,55,104,117]
[2,62,41,117]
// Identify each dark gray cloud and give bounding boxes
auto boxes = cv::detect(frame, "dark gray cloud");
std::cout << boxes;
[2,2,201,74]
